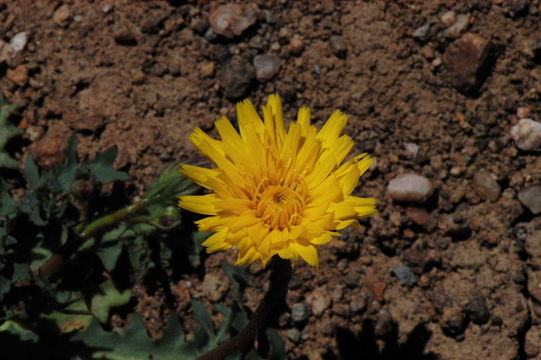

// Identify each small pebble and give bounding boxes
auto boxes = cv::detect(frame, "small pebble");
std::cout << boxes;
[404,142,419,158]
[10,32,28,53]
[53,4,71,27]
[7,65,28,86]
[511,118,541,151]
[472,169,501,202]
[102,4,113,13]
[412,24,431,42]
[291,303,310,323]
[306,286,332,316]
[440,306,467,338]
[221,56,255,100]
[465,296,490,325]
[330,35,347,58]
[253,54,280,81]
[441,10,456,27]
[392,265,417,285]
[350,291,368,314]
[443,14,469,38]
[208,3,259,39]
[201,273,229,302]
[199,62,215,77]
[337,258,348,272]
[406,207,430,226]
[518,185,541,214]
[387,173,433,202]
[287,328,301,343]
[288,35,304,55]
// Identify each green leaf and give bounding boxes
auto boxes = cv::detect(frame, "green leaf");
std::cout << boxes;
[222,261,251,303]
[86,147,129,184]
[0,179,17,217]
[43,293,92,333]
[23,155,40,189]
[29,246,53,272]
[0,320,38,342]
[0,152,18,169]
[91,279,132,323]
[74,313,199,360]
[191,300,214,337]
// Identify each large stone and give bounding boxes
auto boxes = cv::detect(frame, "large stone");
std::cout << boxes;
[443,33,497,94]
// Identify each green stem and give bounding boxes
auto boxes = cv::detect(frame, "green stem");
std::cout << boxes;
[78,198,152,239]
[37,196,157,280]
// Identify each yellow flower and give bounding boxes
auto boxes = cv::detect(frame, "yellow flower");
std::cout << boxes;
[178,95,376,267]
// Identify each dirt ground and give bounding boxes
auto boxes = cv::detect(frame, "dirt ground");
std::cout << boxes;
[3,0,541,359]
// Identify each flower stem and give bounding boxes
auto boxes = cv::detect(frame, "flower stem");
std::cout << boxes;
[197,257,292,360]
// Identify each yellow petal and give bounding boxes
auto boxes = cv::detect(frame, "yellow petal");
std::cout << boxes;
[178,194,218,215]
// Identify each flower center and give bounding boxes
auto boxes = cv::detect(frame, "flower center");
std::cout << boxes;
[255,184,306,230]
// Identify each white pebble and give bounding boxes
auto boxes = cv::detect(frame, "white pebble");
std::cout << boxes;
[388,173,433,202]
[511,118,541,151]
[10,32,28,53]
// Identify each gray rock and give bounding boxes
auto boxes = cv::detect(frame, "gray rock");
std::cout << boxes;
[387,173,433,202]
[253,54,280,81]
[330,35,347,58]
[392,265,417,285]
[472,169,501,201]
[222,56,255,99]
[412,24,431,42]
[286,328,301,343]
[209,3,259,39]
[306,286,332,316]
[511,118,541,151]
[443,33,496,94]
[291,303,310,323]
[518,185,541,214]
[201,273,230,302]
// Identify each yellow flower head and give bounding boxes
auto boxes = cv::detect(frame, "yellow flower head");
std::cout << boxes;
[178,95,376,267]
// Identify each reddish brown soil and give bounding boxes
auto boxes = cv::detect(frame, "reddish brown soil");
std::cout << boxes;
[3,1,541,359]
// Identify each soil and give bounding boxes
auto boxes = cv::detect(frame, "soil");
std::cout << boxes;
[2,0,541,359]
